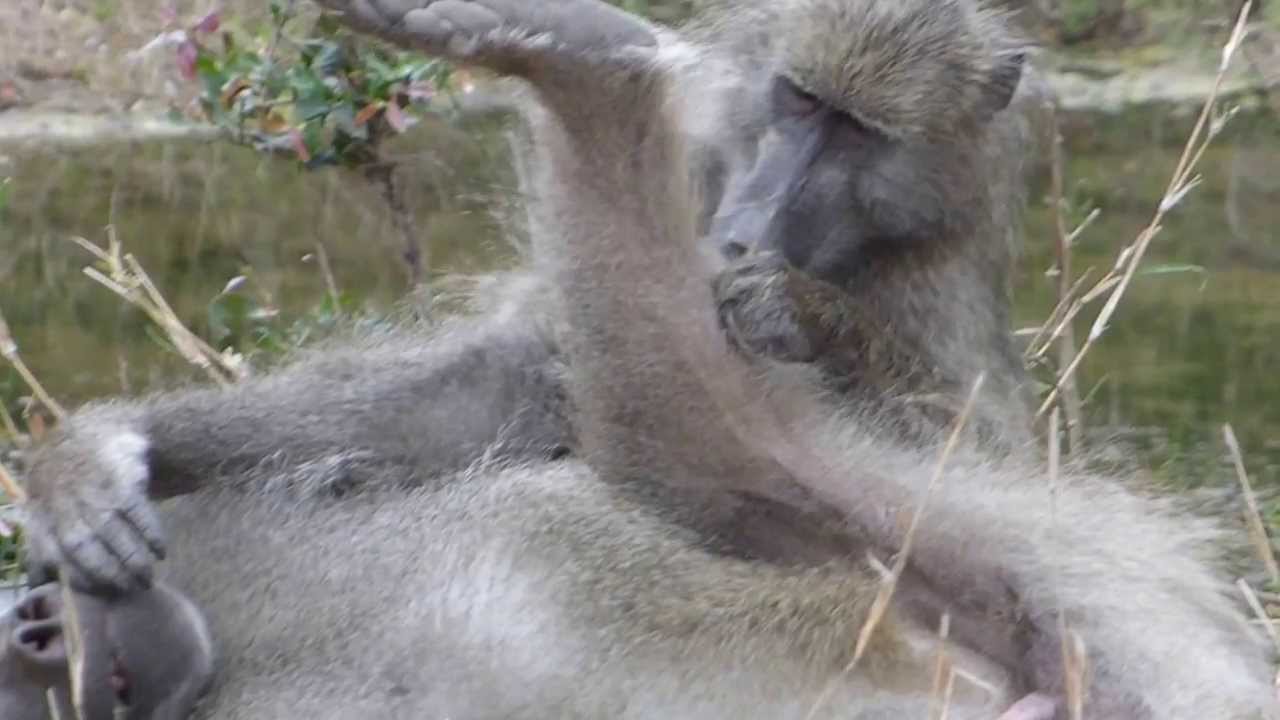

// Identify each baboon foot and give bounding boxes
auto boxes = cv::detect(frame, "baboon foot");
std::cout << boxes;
[314,0,657,73]
[713,253,819,364]
[9,584,68,688]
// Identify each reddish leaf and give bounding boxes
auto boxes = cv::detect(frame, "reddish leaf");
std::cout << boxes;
[176,40,198,81]
[288,128,312,162]
[193,11,221,35]
[354,102,383,127]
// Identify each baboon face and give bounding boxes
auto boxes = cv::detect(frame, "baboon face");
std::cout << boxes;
[708,0,1025,284]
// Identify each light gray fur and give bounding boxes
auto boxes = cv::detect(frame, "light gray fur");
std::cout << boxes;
[350,0,1274,717]
[16,0,1278,719]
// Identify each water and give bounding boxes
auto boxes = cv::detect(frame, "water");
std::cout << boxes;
[1,106,1278,488]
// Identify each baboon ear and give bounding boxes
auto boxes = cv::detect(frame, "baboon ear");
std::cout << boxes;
[980,52,1025,118]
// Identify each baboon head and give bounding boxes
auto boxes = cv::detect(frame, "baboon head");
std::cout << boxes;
[708,0,1026,284]
[0,581,213,720]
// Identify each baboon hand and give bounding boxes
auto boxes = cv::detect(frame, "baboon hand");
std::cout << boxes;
[714,253,820,364]
[311,0,657,71]
[21,420,165,594]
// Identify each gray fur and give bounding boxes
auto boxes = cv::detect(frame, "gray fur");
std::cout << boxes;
[15,0,1277,719]
[376,1,1274,717]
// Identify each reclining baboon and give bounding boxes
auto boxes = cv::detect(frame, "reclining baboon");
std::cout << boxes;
[15,0,1277,719]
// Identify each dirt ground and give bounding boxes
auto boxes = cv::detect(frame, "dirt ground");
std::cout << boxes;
[0,0,268,117]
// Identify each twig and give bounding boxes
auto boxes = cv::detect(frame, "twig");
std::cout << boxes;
[1224,424,1280,587]
[365,160,428,292]
[1036,1,1254,420]
[0,306,67,420]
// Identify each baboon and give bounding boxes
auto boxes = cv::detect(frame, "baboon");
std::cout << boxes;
[20,0,1045,593]
[15,0,1276,719]
[0,580,213,720]
[302,0,1275,717]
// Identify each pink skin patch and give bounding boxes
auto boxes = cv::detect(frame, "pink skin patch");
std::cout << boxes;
[997,692,1059,720]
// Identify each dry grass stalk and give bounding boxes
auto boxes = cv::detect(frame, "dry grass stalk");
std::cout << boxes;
[0,305,67,420]
[0,401,21,446]
[0,462,26,504]
[73,228,247,386]
[1047,409,1087,719]
[805,374,986,720]
[1224,424,1280,587]
[1036,0,1254,421]
[314,242,341,307]
[58,580,88,720]
[929,613,955,720]
[1045,105,1085,453]
[1238,578,1280,653]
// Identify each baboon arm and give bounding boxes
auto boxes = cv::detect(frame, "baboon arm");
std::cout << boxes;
[62,311,563,500]
[23,307,568,590]
[136,313,568,498]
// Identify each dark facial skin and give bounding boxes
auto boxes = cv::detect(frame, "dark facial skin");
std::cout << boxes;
[709,69,1020,285]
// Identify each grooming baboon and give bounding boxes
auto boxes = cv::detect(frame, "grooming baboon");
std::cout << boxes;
[0,580,213,720]
[308,0,1274,717]
[16,0,1276,718]
[20,0,1046,594]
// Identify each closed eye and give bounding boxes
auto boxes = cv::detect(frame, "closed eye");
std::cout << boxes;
[771,75,821,118]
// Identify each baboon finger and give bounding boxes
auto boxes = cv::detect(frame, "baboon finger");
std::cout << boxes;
[119,500,168,561]
[58,515,146,593]
[413,1,503,39]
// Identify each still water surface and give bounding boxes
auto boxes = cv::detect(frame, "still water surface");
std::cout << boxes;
[1,109,1277,487]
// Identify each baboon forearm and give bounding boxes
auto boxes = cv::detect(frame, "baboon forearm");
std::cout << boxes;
[89,315,565,499]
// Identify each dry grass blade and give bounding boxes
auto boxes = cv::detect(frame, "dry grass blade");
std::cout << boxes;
[1238,579,1280,653]
[1036,0,1254,421]
[1046,105,1084,451]
[929,613,954,720]
[1047,409,1088,719]
[0,305,67,420]
[0,462,26,504]
[0,401,21,446]
[58,580,88,720]
[805,374,986,720]
[1224,424,1280,587]
[74,230,246,386]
